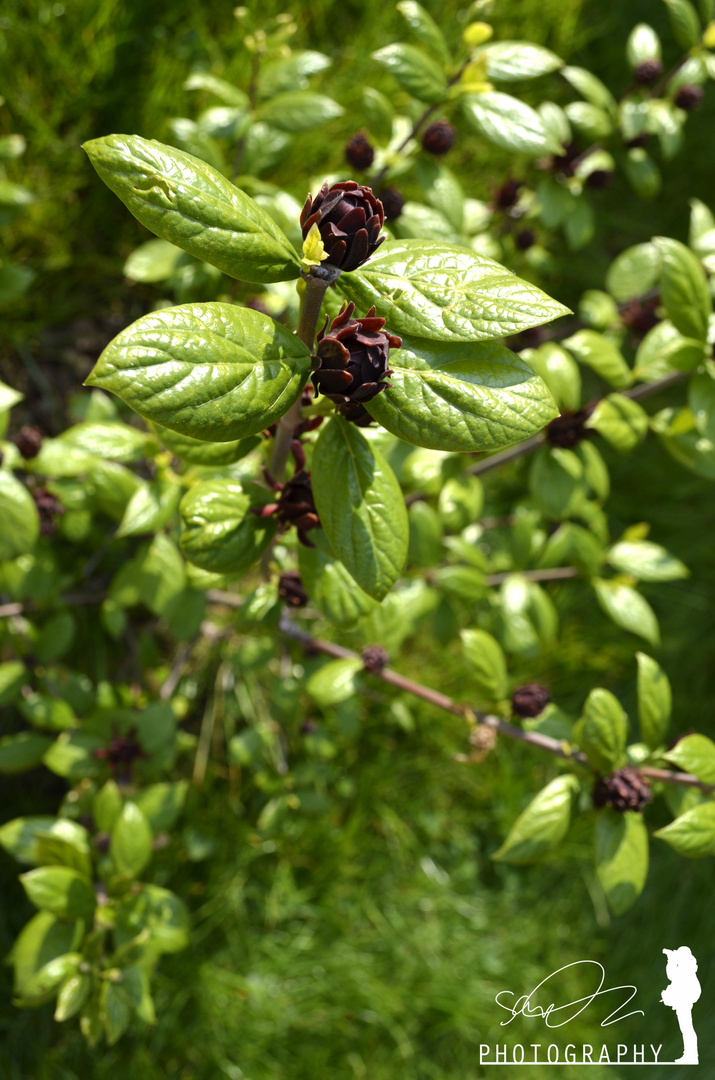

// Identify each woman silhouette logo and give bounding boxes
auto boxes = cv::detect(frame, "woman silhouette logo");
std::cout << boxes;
[661,947,701,1065]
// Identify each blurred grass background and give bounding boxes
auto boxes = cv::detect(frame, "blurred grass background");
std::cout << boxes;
[2,0,715,1077]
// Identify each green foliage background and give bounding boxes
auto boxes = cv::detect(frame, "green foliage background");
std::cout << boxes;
[1,0,715,1077]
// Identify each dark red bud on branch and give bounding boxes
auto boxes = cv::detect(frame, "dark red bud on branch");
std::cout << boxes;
[345,132,375,171]
[592,767,652,813]
[511,683,551,718]
[674,85,703,111]
[634,59,663,85]
[278,571,309,608]
[422,119,455,155]
[14,425,43,459]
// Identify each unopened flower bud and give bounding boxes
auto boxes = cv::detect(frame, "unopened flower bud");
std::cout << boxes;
[634,59,663,85]
[379,187,405,221]
[675,85,704,111]
[14,425,43,459]
[362,644,389,673]
[313,302,400,422]
[546,408,594,449]
[421,119,456,155]
[300,181,385,273]
[511,683,550,718]
[345,132,375,171]
[592,767,652,813]
[515,229,535,251]
[494,177,521,209]
[278,571,308,608]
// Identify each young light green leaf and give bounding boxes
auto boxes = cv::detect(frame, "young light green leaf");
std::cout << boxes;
[258,50,332,97]
[492,775,580,864]
[86,303,312,442]
[298,535,377,627]
[184,71,248,106]
[595,810,649,915]
[124,238,183,283]
[306,658,364,708]
[111,801,153,878]
[636,652,671,749]
[577,687,628,773]
[564,102,613,141]
[561,330,632,389]
[626,24,662,66]
[561,66,616,111]
[0,471,40,559]
[524,342,582,413]
[0,378,23,411]
[593,579,660,646]
[460,628,508,707]
[59,421,152,463]
[663,0,702,49]
[529,447,587,519]
[0,817,84,866]
[83,135,300,282]
[116,480,182,538]
[257,91,343,132]
[312,418,408,601]
[365,336,557,452]
[624,148,661,200]
[340,240,570,343]
[482,41,563,82]
[654,236,712,343]
[634,320,706,380]
[438,475,484,533]
[397,1,450,64]
[462,92,559,155]
[133,781,189,833]
[663,734,715,785]
[654,802,715,857]
[180,479,275,575]
[608,541,688,581]
[55,972,91,1022]
[16,952,82,1005]
[93,780,123,834]
[689,197,715,254]
[20,866,96,919]
[605,242,661,303]
[688,372,715,442]
[585,394,649,452]
[372,43,448,104]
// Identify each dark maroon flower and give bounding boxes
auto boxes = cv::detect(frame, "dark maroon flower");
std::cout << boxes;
[313,302,401,423]
[515,229,535,251]
[345,132,375,171]
[546,408,595,449]
[551,142,581,179]
[14,425,43,459]
[422,119,455,155]
[494,177,522,209]
[675,85,704,111]
[31,486,66,536]
[300,181,385,273]
[278,571,308,608]
[379,187,405,221]
[511,683,551,719]
[634,59,663,85]
[585,169,613,190]
[362,644,389,673]
[255,467,320,547]
[593,767,652,813]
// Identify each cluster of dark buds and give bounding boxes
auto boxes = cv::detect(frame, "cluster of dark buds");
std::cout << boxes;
[255,447,320,547]
[301,181,384,272]
[278,570,308,608]
[634,59,663,86]
[30,486,66,536]
[362,644,389,673]
[14,424,43,459]
[345,131,375,171]
[93,725,147,785]
[313,302,401,426]
[546,407,595,449]
[675,85,704,111]
[511,683,551,718]
[379,187,405,222]
[422,119,456,155]
[592,767,652,813]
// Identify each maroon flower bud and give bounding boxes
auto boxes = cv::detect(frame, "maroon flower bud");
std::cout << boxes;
[345,131,375,171]
[621,296,659,336]
[634,59,663,85]
[278,570,308,608]
[379,187,405,221]
[625,132,651,150]
[14,425,43,459]
[313,301,400,422]
[93,831,111,854]
[301,181,385,273]
[546,408,594,449]
[362,644,389,674]
[31,486,66,536]
[675,85,703,111]
[592,767,652,813]
[515,229,535,251]
[551,142,580,179]
[421,119,456,155]
[494,177,521,209]
[93,725,147,784]
[585,169,613,190]
[511,683,551,719]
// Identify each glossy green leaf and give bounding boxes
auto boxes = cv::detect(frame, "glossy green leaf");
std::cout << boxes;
[116,479,182,538]
[112,801,153,878]
[624,149,661,199]
[432,564,486,601]
[363,87,394,142]
[42,731,104,782]
[577,687,628,773]
[124,238,183,283]
[595,810,649,915]
[340,240,570,343]
[529,447,587,519]
[0,470,39,559]
[689,197,715,254]
[636,652,671,749]
[654,236,711,343]
[654,802,715,857]
[462,92,559,155]
[258,50,332,98]
[593,579,660,645]
[415,159,465,234]
[408,501,443,567]
[652,405,715,480]
[151,422,259,466]
[306,658,364,708]
[10,912,83,996]
[586,394,648,451]
[110,533,185,616]
[538,522,603,577]
[0,378,23,411]
[0,732,53,775]
[17,952,82,1006]
[311,418,408,601]
[460,628,508,707]
[100,981,132,1046]
[180,479,275,575]
[366,336,557,452]
[133,781,189,833]
[114,884,190,954]
[605,243,660,303]
[83,135,299,282]
[397,1,449,64]
[297,536,377,627]
[578,290,619,330]
[561,65,616,111]
[184,71,248,106]
[562,330,632,389]
[438,475,484,532]
[634,320,706,380]
[608,540,688,581]
[0,661,26,706]
[55,972,91,1022]
[20,866,96,919]
[626,23,662,66]
[257,91,343,131]
[93,780,123,833]
[372,43,447,104]
[87,303,311,442]
[482,41,563,82]
[663,734,715,785]
[538,102,572,149]
[663,0,702,48]
[492,775,580,864]
[689,372,715,442]
[523,342,581,413]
